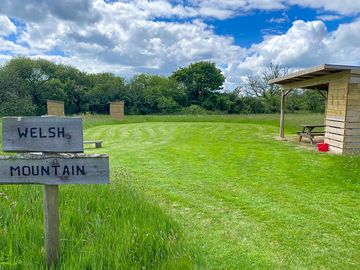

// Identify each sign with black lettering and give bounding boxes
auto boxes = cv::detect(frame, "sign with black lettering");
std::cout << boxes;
[0,153,109,184]
[2,117,83,153]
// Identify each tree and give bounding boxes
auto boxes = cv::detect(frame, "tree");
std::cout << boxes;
[126,74,186,114]
[54,64,91,114]
[301,91,326,113]
[170,61,225,105]
[0,64,35,116]
[242,63,288,112]
[88,73,126,113]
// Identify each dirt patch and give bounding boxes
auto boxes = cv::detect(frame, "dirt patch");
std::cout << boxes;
[274,135,326,152]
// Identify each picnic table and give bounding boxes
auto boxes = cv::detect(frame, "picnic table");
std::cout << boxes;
[84,140,103,148]
[297,124,325,144]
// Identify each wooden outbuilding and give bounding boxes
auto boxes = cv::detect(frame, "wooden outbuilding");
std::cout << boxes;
[47,100,64,116]
[269,64,360,154]
[109,101,124,119]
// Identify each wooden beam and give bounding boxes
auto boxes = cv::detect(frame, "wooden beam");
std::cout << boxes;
[43,185,60,267]
[284,89,293,97]
[269,64,326,84]
[280,71,350,90]
[280,90,286,138]
[44,100,62,267]
[316,89,328,99]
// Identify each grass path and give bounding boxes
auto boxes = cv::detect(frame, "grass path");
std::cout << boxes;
[84,120,360,269]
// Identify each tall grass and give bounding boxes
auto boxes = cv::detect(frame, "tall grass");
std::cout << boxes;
[0,150,200,269]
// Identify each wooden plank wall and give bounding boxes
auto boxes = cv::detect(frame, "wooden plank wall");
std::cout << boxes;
[324,72,350,154]
[343,72,360,154]
[110,101,124,119]
[47,100,65,116]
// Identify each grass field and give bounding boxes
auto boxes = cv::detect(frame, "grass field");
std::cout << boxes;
[1,114,359,269]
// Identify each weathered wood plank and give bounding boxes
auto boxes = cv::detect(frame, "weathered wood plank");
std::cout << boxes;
[326,115,345,122]
[280,71,349,90]
[345,136,360,143]
[0,153,109,184]
[326,109,346,115]
[324,138,344,148]
[347,99,360,106]
[325,132,345,142]
[326,120,345,128]
[348,92,360,97]
[43,185,60,266]
[345,128,360,135]
[326,110,346,117]
[347,112,360,121]
[328,100,347,106]
[328,145,343,154]
[346,122,360,128]
[2,117,83,153]
[325,126,345,135]
[344,142,360,150]
[347,106,360,112]
[44,100,63,267]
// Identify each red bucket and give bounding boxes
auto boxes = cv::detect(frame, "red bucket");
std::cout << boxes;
[317,143,329,152]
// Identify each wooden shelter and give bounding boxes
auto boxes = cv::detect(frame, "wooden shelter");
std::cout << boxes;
[269,64,360,154]
[47,100,65,116]
[109,101,124,119]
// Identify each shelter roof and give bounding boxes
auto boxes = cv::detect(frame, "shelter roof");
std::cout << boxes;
[269,64,360,90]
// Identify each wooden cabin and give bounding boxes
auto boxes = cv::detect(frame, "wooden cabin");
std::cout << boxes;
[269,64,360,154]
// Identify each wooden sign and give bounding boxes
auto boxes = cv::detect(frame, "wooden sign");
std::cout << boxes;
[0,108,110,267]
[0,153,109,185]
[2,117,83,153]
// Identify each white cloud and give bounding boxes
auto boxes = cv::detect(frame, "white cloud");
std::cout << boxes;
[0,0,360,90]
[0,15,17,36]
[134,0,198,18]
[191,0,285,19]
[233,19,360,81]
[325,19,360,64]
[190,0,360,19]
[288,0,360,16]
[1,0,245,77]
[268,13,289,24]
[316,14,342,21]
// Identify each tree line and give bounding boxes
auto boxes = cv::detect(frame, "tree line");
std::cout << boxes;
[0,57,325,116]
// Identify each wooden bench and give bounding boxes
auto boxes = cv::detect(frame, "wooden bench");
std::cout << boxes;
[297,124,325,144]
[83,140,102,148]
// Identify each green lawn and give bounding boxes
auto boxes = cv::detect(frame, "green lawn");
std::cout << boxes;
[1,114,359,269]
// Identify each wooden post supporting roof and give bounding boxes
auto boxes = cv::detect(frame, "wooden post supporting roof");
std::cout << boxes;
[280,91,285,138]
[279,89,292,138]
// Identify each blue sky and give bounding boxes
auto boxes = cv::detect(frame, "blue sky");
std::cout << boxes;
[0,0,360,89]
[211,7,356,47]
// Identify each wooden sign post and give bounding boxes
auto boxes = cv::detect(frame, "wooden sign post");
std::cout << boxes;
[0,101,109,267]
[45,100,63,266]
